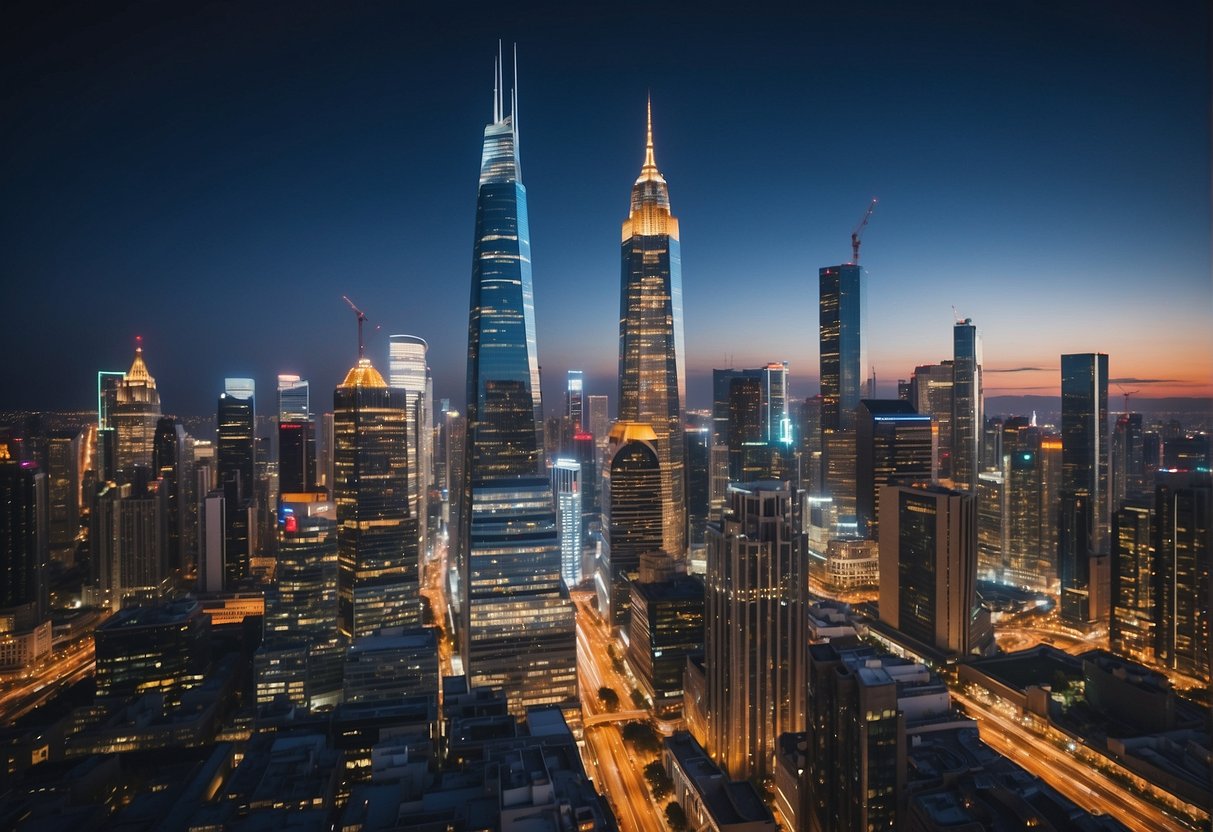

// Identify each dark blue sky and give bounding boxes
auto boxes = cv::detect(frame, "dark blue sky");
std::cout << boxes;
[3,1,1209,418]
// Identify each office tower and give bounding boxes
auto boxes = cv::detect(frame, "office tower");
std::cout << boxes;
[44,431,78,559]
[460,56,577,715]
[705,482,804,780]
[217,379,256,584]
[1153,472,1211,680]
[950,319,982,491]
[444,409,465,580]
[112,339,162,476]
[819,264,864,434]
[93,477,168,609]
[599,422,664,630]
[566,370,585,434]
[389,335,432,556]
[571,431,599,523]
[685,426,710,546]
[318,412,335,490]
[763,362,791,443]
[152,416,191,578]
[94,598,210,706]
[976,470,1006,580]
[551,458,582,588]
[878,483,976,656]
[333,354,419,638]
[998,426,1059,591]
[278,374,316,494]
[588,395,610,459]
[200,491,225,592]
[627,551,704,718]
[855,400,934,540]
[909,361,954,481]
[618,100,688,558]
[1059,353,1109,627]
[256,495,342,708]
[725,371,763,481]
[343,626,438,704]
[1110,497,1155,664]
[0,453,48,636]
[798,394,823,493]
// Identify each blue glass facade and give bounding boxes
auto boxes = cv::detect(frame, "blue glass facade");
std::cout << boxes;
[460,73,577,715]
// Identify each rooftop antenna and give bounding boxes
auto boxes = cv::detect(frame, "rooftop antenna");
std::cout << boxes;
[343,296,369,359]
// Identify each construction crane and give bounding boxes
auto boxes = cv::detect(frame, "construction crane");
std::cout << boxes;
[343,295,369,358]
[851,198,878,264]
[1116,383,1140,414]
[951,305,968,325]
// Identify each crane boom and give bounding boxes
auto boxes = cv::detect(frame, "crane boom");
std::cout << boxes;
[343,295,369,358]
[851,197,878,264]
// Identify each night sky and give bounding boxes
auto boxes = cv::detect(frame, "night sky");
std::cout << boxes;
[3,1,1210,419]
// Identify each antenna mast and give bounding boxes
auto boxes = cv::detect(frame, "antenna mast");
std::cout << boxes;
[343,296,369,358]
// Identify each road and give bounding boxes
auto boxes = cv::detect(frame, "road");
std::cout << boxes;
[572,590,666,832]
[420,536,457,679]
[954,688,1203,832]
[0,637,96,723]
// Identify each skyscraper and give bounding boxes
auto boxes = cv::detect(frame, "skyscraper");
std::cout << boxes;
[878,482,977,656]
[1110,497,1155,665]
[566,370,584,434]
[389,334,432,557]
[217,379,255,584]
[705,482,804,780]
[588,394,610,459]
[909,361,954,480]
[1059,352,1109,627]
[819,263,863,530]
[277,374,316,495]
[951,319,982,491]
[152,416,191,578]
[855,400,935,540]
[460,52,577,714]
[599,422,664,630]
[112,338,162,476]
[0,452,48,629]
[333,355,419,638]
[617,100,688,558]
[551,458,582,588]
[1153,472,1211,681]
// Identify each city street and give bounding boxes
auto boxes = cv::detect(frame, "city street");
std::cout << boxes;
[0,637,95,723]
[953,688,1204,832]
[572,590,667,832]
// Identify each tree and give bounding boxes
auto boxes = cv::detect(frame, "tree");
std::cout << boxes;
[598,686,620,712]
[665,801,688,832]
[643,760,673,800]
[622,720,662,755]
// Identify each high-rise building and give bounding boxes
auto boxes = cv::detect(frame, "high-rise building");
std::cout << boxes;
[1001,428,1060,591]
[44,431,79,559]
[909,361,954,480]
[1110,497,1155,665]
[617,100,687,558]
[112,339,162,476]
[566,370,585,434]
[333,355,418,638]
[685,425,710,547]
[950,319,982,491]
[278,374,316,495]
[343,626,439,704]
[551,458,582,588]
[588,395,610,459]
[0,452,48,631]
[389,335,432,557]
[855,400,934,541]
[153,416,191,579]
[460,56,576,715]
[705,482,804,780]
[1059,352,1109,627]
[976,470,1006,580]
[819,262,863,534]
[94,599,210,706]
[1153,472,1211,681]
[599,422,664,630]
[255,494,342,708]
[92,475,168,609]
[878,482,977,656]
[627,551,704,719]
[217,380,256,585]
[1111,412,1145,507]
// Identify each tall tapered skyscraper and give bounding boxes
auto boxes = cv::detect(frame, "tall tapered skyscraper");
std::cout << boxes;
[618,100,687,558]
[460,50,577,715]
[112,338,162,476]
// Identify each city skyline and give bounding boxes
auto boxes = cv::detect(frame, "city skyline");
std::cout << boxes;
[3,3,1209,416]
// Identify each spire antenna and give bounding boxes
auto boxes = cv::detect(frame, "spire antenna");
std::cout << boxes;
[497,40,504,123]
[512,42,518,136]
[644,93,656,169]
[493,54,499,123]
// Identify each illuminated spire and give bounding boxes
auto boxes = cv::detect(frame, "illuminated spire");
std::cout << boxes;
[643,94,656,171]
[125,335,154,385]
